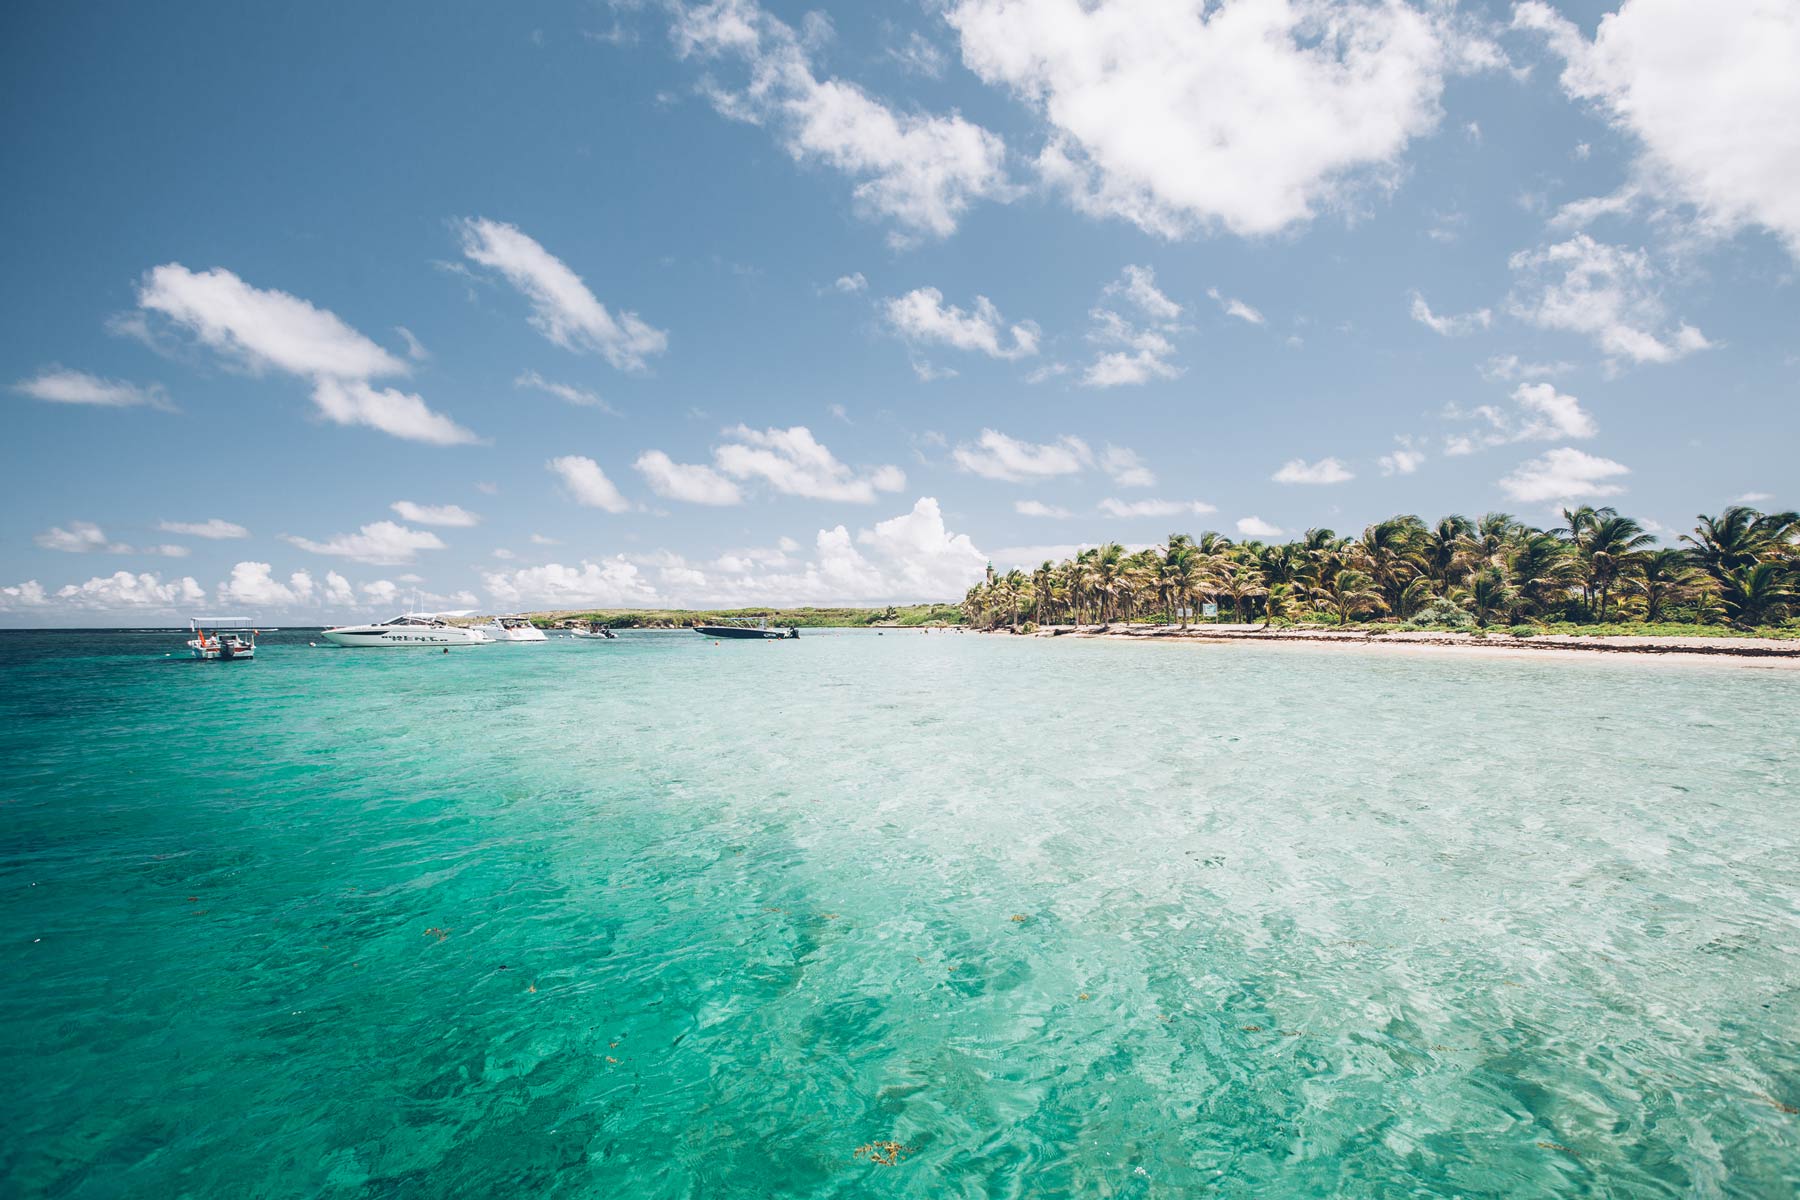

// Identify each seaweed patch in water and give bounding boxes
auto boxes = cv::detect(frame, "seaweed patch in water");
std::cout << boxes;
[854,1141,912,1167]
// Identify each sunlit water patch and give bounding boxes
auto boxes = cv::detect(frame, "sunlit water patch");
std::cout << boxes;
[2,629,1796,1197]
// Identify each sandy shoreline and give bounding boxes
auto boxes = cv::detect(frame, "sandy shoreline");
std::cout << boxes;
[1005,623,1800,667]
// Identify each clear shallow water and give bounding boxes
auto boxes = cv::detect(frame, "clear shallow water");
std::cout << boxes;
[2,629,1797,1198]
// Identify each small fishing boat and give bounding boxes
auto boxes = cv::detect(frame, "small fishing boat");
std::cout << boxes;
[570,620,618,640]
[473,615,547,643]
[693,618,798,640]
[187,617,257,660]
[321,613,493,648]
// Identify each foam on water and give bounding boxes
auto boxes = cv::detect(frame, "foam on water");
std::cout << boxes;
[2,629,1797,1196]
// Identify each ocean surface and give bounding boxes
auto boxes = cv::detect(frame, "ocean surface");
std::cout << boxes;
[2,628,1797,1198]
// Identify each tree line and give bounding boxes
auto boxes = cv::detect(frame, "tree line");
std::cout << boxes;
[960,505,1799,631]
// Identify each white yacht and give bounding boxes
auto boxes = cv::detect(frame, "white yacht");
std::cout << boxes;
[473,615,547,643]
[187,616,257,660]
[321,613,494,648]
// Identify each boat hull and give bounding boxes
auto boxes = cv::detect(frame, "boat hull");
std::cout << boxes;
[694,625,796,639]
[478,627,548,642]
[321,628,491,648]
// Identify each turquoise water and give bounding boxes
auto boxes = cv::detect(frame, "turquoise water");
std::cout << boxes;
[2,629,1797,1197]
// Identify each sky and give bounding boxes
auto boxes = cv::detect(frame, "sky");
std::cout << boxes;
[2,0,1796,625]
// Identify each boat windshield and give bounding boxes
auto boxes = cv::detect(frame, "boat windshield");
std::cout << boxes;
[382,615,443,627]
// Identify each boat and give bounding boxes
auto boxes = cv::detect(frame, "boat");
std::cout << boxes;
[187,617,257,660]
[473,615,547,643]
[570,620,618,640]
[693,618,798,640]
[321,613,494,648]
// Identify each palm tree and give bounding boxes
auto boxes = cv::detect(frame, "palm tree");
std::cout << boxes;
[1633,548,1697,622]
[1314,567,1384,626]
[1716,562,1797,627]
[1425,514,1474,593]
[1683,506,1800,580]
[1579,513,1655,620]
[1507,532,1579,617]
[1467,565,1513,627]
[1358,515,1426,616]
[1031,561,1055,625]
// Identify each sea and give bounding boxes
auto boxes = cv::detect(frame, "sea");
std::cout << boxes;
[2,627,1797,1197]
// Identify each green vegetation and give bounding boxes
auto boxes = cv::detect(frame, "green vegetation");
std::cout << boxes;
[961,504,1800,637]
[533,603,963,629]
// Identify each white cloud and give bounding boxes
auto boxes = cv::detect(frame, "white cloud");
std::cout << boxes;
[883,287,1039,359]
[948,0,1495,237]
[1273,456,1354,485]
[458,217,668,371]
[35,522,131,554]
[0,581,49,610]
[1506,235,1710,367]
[309,378,480,446]
[833,272,868,293]
[137,263,407,379]
[323,571,356,606]
[1515,0,1800,258]
[548,455,632,512]
[1015,499,1072,518]
[1098,497,1217,518]
[1081,266,1186,387]
[1100,444,1156,487]
[146,545,190,558]
[713,425,903,502]
[1498,446,1630,504]
[1734,491,1774,505]
[395,326,429,361]
[853,497,987,599]
[953,429,1091,482]
[515,369,618,414]
[134,263,477,444]
[911,359,959,382]
[218,561,316,608]
[12,366,173,410]
[1409,291,1492,336]
[1512,382,1597,441]
[483,557,659,608]
[888,30,947,78]
[1479,354,1573,382]
[492,548,516,560]
[390,501,481,527]
[633,450,745,506]
[282,521,447,566]
[1236,516,1285,539]
[529,533,558,545]
[1378,443,1426,475]
[159,518,249,540]
[52,571,205,611]
[1206,287,1264,325]
[672,0,1010,243]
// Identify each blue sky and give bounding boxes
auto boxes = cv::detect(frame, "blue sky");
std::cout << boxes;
[3,0,1796,623]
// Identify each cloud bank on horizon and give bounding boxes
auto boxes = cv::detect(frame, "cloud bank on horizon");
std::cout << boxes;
[3,0,1797,622]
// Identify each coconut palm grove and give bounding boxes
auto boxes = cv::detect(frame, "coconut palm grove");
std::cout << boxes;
[960,505,1800,633]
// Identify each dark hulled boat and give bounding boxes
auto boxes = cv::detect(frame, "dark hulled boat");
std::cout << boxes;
[694,620,798,640]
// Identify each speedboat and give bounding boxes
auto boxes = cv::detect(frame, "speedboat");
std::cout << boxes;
[570,620,617,640]
[693,618,797,640]
[321,613,494,648]
[473,615,547,642]
[187,617,257,660]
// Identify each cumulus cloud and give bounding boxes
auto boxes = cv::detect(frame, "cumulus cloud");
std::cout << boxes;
[515,369,618,415]
[1098,497,1217,518]
[1514,0,1800,258]
[282,521,447,566]
[883,287,1039,359]
[1206,287,1264,325]
[1378,448,1425,476]
[52,571,206,611]
[12,366,174,410]
[713,425,904,502]
[671,0,1010,243]
[390,501,481,527]
[1100,444,1156,487]
[35,521,131,554]
[459,218,668,371]
[483,557,658,608]
[953,429,1092,482]
[133,263,477,444]
[159,518,249,539]
[634,450,745,506]
[1082,265,1186,387]
[218,562,317,608]
[1272,456,1354,485]
[1409,291,1491,336]
[1498,446,1630,504]
[1506,235,1710,367]
[947,0,1497,237]
[1236,516,1285,538]
[1015,499,1072,518]
[548,455,632,512]
[833,272,868,293]
[0,581,49,610]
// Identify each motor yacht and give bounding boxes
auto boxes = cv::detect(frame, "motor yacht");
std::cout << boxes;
[570,620,618,640]
[321,613,494,648]
[473,615,547,642]
[187,617,257,660]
